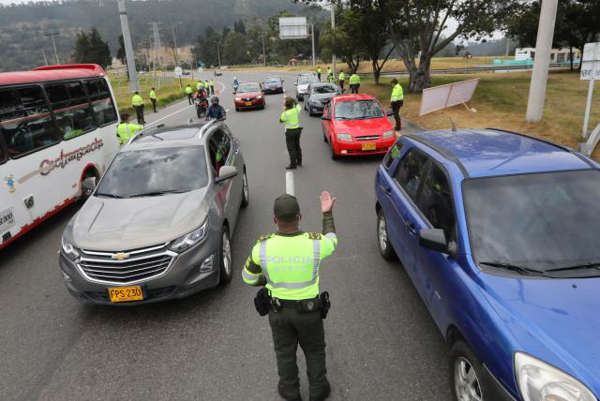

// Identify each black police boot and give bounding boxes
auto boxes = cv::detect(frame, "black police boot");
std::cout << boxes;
[278,385,302,401]
[285,164,297,170]
[309,379,331,401]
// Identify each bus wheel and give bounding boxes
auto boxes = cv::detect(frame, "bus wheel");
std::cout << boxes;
[80,170,98,200]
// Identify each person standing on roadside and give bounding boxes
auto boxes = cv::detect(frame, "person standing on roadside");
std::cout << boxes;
[131,91,145,124]
[338,70,345,93]
[185,84,194,104]
[317,66,322,81]
[149,87,158,113]
[242,191,338,401]
[390,78,404,134]
[280,97,303,170]
[349,73,360,94]
[326,66,333,83]
[209,79,215,95]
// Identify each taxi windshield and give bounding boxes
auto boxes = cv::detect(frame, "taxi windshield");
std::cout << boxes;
[238,84,261,93]
[334,100,384,120]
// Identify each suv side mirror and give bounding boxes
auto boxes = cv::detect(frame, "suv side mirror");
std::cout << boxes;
[215,165,238,183]
[419,228,448,253]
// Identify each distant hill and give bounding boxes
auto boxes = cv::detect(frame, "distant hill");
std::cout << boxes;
[0,0,316,72]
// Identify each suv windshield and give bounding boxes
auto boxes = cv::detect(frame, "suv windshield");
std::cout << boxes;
[335,100,384,120]
[96,146,208,198]
[464,170,600,275]
[312,85,336,94]
[298,75,318,85]
[238,85,260,93]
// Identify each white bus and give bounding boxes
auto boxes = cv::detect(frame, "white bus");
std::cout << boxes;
[0,64,120,250]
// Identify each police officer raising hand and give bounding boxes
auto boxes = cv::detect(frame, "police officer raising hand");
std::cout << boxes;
[242,191,338,401]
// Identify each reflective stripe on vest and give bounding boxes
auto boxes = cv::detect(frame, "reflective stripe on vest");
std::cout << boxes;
[259,239,321,290]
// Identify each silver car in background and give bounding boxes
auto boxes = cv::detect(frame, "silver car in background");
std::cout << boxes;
[59,121,250,305]
[304,83,341,116]
[295,73,320,101]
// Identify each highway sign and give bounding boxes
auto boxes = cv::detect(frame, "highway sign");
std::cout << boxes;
[279,17,308,40]
[581,43,600,81]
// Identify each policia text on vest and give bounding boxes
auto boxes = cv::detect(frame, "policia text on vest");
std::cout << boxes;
[242,192,337,401]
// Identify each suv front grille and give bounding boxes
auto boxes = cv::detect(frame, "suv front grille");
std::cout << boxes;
[78,244,175,285]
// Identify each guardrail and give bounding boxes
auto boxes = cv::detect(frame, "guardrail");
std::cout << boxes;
[357,63,573,77]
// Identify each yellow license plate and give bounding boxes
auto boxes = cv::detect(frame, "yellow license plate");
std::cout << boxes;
[362,143,376,151]
[108,286,144,303]
[245,101,253,106]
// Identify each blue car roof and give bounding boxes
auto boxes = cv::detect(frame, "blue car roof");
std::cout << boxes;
[411,129,593,178]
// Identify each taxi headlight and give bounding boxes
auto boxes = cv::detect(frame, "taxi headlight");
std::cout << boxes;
[235,97,242,102]
[515,352,596,401]
[256,95,263,99]
[169,220,208,253]
[61,237,80,261]
[383,130,394,139]
[336,133,352,142]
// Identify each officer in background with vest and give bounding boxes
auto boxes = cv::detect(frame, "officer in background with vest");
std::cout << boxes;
[242,191,338,401]
[338,70,345,93]
[280,97,303,170]
[116,112,143,145]
[317,66,322,82]
[390,78,404,133]
[209,79,215,95]
[196,80,204,92]
[349,73,360,94]
[149,87,158,113]
[185,84,194,104]
[131,91,145,124]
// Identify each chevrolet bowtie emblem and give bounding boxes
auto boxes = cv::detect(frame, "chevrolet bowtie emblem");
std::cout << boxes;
[112,252,130,260]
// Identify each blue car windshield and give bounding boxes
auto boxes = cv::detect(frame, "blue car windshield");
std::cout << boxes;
[96,146,208,198]
[464,170,600,273]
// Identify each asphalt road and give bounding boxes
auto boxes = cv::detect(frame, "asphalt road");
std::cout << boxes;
[0,70,453,401]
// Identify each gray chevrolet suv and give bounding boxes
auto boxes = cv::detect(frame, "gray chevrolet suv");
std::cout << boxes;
[59,120,249,305]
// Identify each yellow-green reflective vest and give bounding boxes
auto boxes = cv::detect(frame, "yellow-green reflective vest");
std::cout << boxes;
[149,90,157,99]
[209,80,214,86]
[349,74,360,85]
[317,67,322,73]
[197,81,204,90]
[131,94,144,106]
[338,72,345,81]
[116,122,143,145]
[280,104,302,130]
[185,86,193,94]
[245,233,338,300]
[391,83,404,102]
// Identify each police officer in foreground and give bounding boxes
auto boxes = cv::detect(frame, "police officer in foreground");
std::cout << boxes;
[242,191,338,401]
[349,72,360,94]
[390,78,404,134]
[280,97,303,169]
[116,112,143,145]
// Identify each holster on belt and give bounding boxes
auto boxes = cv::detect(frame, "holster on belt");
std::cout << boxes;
[254,287,271,316]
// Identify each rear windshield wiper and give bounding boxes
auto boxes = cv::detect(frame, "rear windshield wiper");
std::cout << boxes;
[126,189,188,198]
[95,192,124,199]
[478,261,550,277]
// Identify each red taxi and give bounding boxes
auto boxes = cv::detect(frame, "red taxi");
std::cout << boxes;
[321,94,395,159]
[234,82,265,111]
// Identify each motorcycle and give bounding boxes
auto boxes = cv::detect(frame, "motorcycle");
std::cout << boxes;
[195,97,209,118]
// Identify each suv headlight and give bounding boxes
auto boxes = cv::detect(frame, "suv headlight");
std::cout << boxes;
[169,220,208,253]
[383,130,394,139]
[515,352,596,401]
[336,133,352,142]
[61,237,80,261]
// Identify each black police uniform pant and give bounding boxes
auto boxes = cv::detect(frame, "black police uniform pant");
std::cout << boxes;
[210,86,215,95]
[339,80,345,93]
[134,105,145,124]
[269,307,329,400]
[151,99,157,113]
[285,128,302,167]
[391,100,403,131]
[317,73,321,81]
[187,94,193,105]
[350,84,360,94]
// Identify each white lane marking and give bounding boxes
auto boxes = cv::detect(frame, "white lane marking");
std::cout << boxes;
[145,104,194,127]
[285,170,295,196]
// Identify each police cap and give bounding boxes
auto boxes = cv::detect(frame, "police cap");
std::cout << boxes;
[274,194,300,220]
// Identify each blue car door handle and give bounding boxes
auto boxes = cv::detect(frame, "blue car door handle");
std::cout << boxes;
[405,220,417,235]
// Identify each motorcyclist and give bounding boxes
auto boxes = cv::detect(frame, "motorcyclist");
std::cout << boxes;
[193,87,209,118]
[206,96,226,121]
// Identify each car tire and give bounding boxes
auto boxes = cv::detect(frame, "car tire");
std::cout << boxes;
[79,170,98,202]
[241,169,249,208]
[330,145,339,160]
[449,341,488,401]
[377,209,397,261]
[260,103,265,110]
[218,226,233,285]
[235,107,239,112]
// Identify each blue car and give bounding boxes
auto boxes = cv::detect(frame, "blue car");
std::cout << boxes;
[375,129,600,401]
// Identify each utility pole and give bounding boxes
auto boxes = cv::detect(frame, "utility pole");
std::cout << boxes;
[118,0,139,92]
[151,22,162,70]
[262,34,266,66]
[44,32,60,64]
[41,49,49,66]
[311,24,316,67]
[330,5,336,77]
[505,37,511,57]
[216,42,222,68]
[170,22,182,66]
[526,0,558,123]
